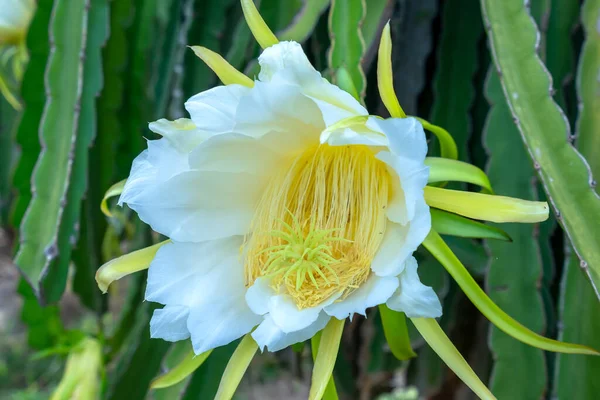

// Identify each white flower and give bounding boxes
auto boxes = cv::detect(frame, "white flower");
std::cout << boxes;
[119,41,441,354]
[0,0,35,45]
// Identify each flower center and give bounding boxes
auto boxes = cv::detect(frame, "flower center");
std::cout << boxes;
[244,144,391,309]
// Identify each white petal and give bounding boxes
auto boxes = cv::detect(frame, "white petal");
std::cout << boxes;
[377,153,429,225]
[119,117,209,213]
[146,238,241,306]
[252,313,330,352]
[189,132,286,175]
[375,117,429,225]
[258,41,321,84]
[185,84,250,135]
[121,170,260,242]
[371,200,431,277]
[122,127,281,243]
[245,277,272,316]
[145,238,261,354]
[187,293,261,354]
[150,305,190,342]
[234,80,324,139]
[377,117,428,162]
[120,138,189,204]
[304,87,367,127]
[386,257,442,318]
[268,292,342,334]
[0,0,33,34]
[257,41,366,127]
[324,275,399,320]
[149,118,210,153]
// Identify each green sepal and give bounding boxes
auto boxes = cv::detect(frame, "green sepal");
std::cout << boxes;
[378,305,416,360]
[423,229,599,356]
[311,332,339,400]
[309,318,344,400]
[425,157,493,193]
[430,208,512,242]
[414,117,458,160]
[151,346,212,389]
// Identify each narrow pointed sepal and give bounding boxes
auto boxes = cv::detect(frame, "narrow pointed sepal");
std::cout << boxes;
[309,318,345,400]
[411,318,496,400]
[214,334,258,400]
[101,179,126,217]
[431,208,512,242]
[151,348,212,389]
[190,46,254,88]
[379,305,416,360]
[311,333,339,400]
[95,240,169,293]
[424,186,549,223]
[241,0,279,49]
[0,73,22,110]
[377,22,405,118]
[415,117,458,160]
[423,230,600,356]
[50,338,103,400]
[425,157,493,193]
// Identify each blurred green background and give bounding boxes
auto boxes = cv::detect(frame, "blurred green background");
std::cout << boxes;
[1,0,599,398]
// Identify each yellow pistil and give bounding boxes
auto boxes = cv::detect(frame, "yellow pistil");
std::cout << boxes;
[244,144,392,309]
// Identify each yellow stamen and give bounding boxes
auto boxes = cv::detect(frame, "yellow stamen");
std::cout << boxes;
[240,0,279,49]
[244,144,391,309]
[190,46,254,88]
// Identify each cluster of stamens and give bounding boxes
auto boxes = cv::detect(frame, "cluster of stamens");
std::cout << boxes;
[259,215,353,291]
[244,144,391,309]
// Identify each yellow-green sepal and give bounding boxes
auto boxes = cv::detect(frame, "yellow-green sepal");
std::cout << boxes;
[240,0,279,49]
[100,179,126,217]
[423,230,600,356]
[190,46,254,87]
[411,318,495,400]
[377,22,406,118]
[311,332,339,400]
[50,338,103,400]
[425,157,493,193]
[95,240,169,293]
[431,208,511,242]
[424,186,549,223]
[151,347,212,389]
[309,318,344,400]
[415,118,458,160]
[378,305,416,360]
[214,334,258,400]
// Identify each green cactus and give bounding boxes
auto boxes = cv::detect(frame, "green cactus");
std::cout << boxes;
[481,0,600,297]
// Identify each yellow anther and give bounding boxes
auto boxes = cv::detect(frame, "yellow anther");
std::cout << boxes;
[244,144,391,308]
